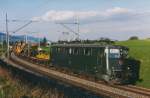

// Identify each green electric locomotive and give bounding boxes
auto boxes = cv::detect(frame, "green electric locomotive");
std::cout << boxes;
[50,43,130,84]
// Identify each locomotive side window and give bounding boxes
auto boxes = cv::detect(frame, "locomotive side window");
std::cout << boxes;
[69,48,72,54]
[57,47,61,53]
[74,48,77,55]
[90,48,92,56]
[84,48,91,56]
[55,48,58,52]
[64,48,68,54]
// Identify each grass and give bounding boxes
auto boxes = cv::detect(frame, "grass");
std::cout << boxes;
[41,46,50,53]
[0,45,6,56]
[0,66,63,98]
[116,40,150,88]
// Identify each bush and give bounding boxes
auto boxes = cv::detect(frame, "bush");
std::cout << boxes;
[129,36,139,40]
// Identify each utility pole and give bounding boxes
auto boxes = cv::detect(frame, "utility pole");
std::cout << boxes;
[38,33,40,49]
[28,41,30,57]
[1,35,3,52]
[25,34,28,44]
[25,34,30,56]
[24,34,28,44]
[76,16,80,40]
[6,13,9,59]
[56,21,80,40]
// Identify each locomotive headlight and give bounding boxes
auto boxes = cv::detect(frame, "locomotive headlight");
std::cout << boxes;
[127,67,130,70]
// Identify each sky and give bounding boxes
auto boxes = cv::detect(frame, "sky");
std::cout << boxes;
[0,0,150,41]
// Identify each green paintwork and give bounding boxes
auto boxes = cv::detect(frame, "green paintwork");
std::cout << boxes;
[51,44,108,79]
[50,44,129,81]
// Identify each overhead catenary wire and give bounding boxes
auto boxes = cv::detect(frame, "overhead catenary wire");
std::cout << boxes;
[55,18,80,40]
[13,21,35,33]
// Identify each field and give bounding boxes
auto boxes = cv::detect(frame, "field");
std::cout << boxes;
[117,40,150,88]
[0,43,6,56]
[41,46,50,53]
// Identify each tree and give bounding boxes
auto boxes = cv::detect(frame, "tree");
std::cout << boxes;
[129,36,139,40]
[42,37,47,46]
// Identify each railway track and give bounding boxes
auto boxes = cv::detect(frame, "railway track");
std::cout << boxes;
[20,55,150,97]
[3,53,150,98]
[127,85,150,92]
[95,81,150,97]
[115,85,150,97]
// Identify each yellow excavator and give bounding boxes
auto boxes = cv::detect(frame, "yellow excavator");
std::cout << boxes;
[13,42,26,55]
[35,50,49,60]
[13,42,50,60]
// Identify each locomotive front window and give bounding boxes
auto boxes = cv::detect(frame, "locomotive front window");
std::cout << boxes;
[109,53,120,58]
[109,49,120,58]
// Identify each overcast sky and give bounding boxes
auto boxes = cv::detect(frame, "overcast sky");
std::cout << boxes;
[0,0,150,41]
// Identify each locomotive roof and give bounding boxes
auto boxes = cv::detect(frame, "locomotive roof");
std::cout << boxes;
[51,43,128,49]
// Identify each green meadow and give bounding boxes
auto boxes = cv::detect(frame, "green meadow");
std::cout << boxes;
[117,40,150,88]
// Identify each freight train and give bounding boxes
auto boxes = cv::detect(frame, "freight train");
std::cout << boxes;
[50,43,131,84]
[13,41,132,84]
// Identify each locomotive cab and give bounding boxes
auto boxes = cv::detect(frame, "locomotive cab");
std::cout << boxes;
[104,46,129,84]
